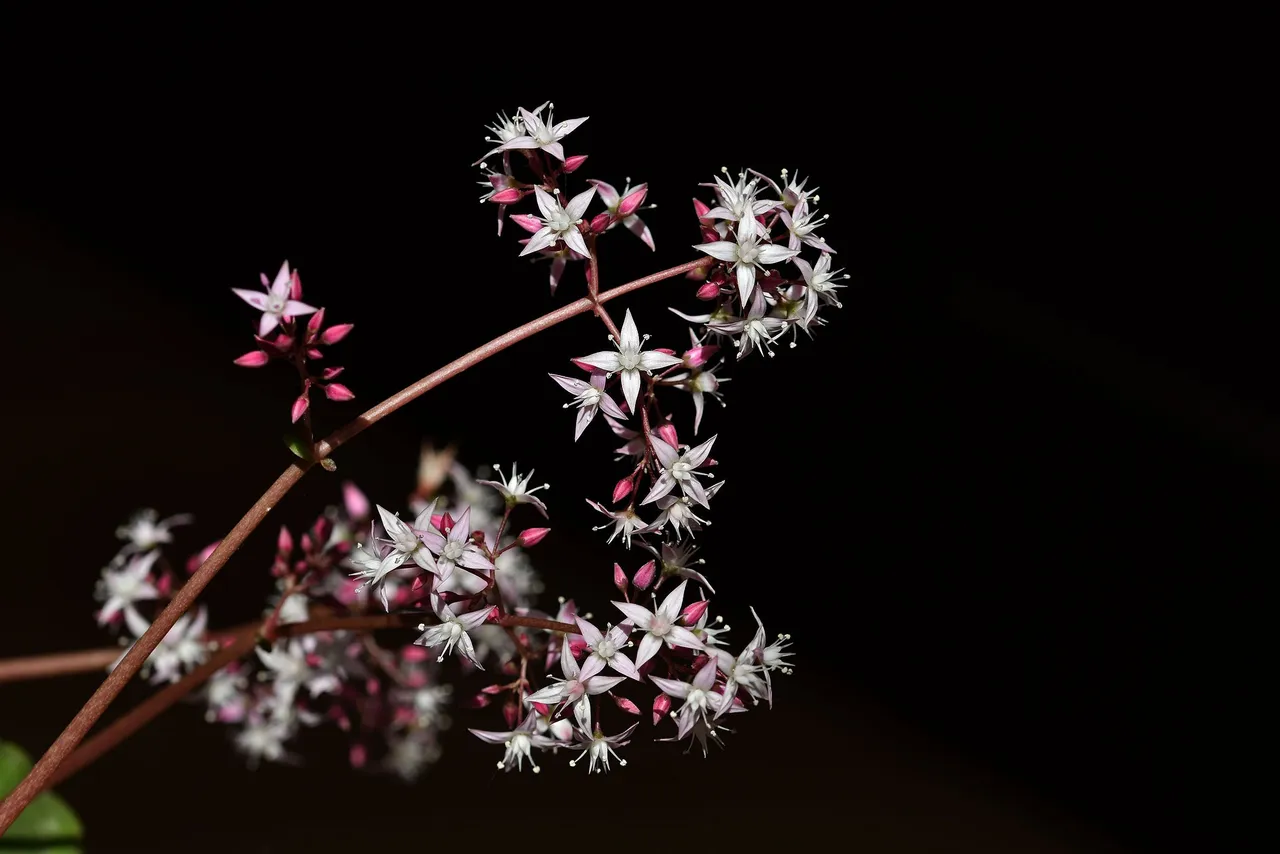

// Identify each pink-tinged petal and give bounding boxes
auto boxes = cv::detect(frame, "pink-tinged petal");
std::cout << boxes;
[641,473,677,506]
[693,197,713,221]
[560,646,580,679]
[588,179,620,207]
[693,240,739,263]
[433,558,454,584]
[692,658,718,690]
[589,212,612,233]
[234,350,269,367]
[509,213,543,234]
[496,135,538,151]
[668,625,704,652]
[459,547,496,570]
[682,477,711,509]
[549,373,590,395]
[619,369,641,413]
[291,393,310,423]
[757,244,799,265]
[562,228,590,258]
[419,530,445,552]
[469,728,514,745]
[457,607,492,631]
[489,187,522,204]
[579,654,606,681]
[573,406,595,441]
[575,351,622,372]
[634,632,663,669]
[613,601,654,629]
[598,392,627,420]
[624,214,656,250]
[450,507,472,543]
[562,154,588,173]
[283,300,318,317]
[608,653,642,681]
[650,675,692,700]
[519,228,557,257]
[586,675,627,696]
[541,141,565,161]
[658,580,688,622]
[619,309,641,352]
[575,617,604,647]
[533,186,558,220]
[258,311,281,338]
[565,187,597,221]
[266,261,290,298]
[638,351,682,372]
[525,684,566,705]
[736,264,756,304]
[649,435,680,469]
[684,434,717,468]
[691,391,707,434]
[324,383,355,402]
[552,116,588,136]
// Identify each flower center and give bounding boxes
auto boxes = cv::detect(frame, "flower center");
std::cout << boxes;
[671,460,693,480]
[267,295,286,314]
[596,639,617,659]
[737,243,759,265]
[649,615,671,637]
[442,541,465,563]
[617,349,641,371]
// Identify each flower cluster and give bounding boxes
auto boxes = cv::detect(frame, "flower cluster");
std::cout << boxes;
[231,260,356,424]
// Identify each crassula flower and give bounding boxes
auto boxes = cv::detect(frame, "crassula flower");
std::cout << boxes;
[115,508,193,555]
[477,462,551,518]
[549,371,627,441]
[613,580,704,668]
[414,595,492,669]
[232,260,318,337]
[693,212,798,304]
[641,434,718,508]
[469,710,557,773]
[420,506,495,583]
[519,187,595,258]
[496,102,588,162]
[95,550,160,625]
[575,309,683,411]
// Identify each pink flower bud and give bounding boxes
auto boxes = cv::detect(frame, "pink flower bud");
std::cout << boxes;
[570,358,598,373]
[589,212,612,233]
[633,560,656,591]
[618,184,648,217]
[410,576,425,592]
[430,512,447,531]
[401,644,429,662]
[696,281,721,300]
[290,269,304,300]
[277,525,293,554]
[320,323,354,345]
[342,481,370,520]
[186,540,220,574]
[567,637,588,659]
[291,393,310,423]
[562,154,589,173]
[468,693,491,709]
[652,693,672,725]
[613,562,629,594]
[656,422,678,448]
[490,187,522,204]
[307,348,324,359]
[156,573,173,597]
[693,197,712,224]
[680,599,710,626]
[518,527,550,547]
[322,366,344,380]
[233,350,270,367]
[532,701,551,716]
[612,476,634,503]
[613,694,641,715]
[480,683,506,695]
[509,213,543,234]
[324,383,355,402]
[683,344,719,368]
[349,743,367,769]
[300,533,313,553]
[503,701,520,729]
[306,308,326,338]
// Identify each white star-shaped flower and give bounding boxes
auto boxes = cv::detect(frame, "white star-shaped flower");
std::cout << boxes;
[231,260,318,337]
[575,309,683,411]
[693,214,798,304]
[519,187,595,258]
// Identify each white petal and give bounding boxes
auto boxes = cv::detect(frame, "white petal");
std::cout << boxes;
[757,244,800,265]
[619,309,641,352]
[693,241,740,263]
[620,369,641,413]
[564,187,597,221]
[533,187,559,221]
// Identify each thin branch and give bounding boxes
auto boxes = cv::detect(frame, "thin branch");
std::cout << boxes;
[0,648,122,684]
[0,255,710,829]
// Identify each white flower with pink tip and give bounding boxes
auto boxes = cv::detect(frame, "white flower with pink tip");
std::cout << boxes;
[575,309,683,411]
[612,579,704,668]
[520,186,596,258]
[231,260,318,337]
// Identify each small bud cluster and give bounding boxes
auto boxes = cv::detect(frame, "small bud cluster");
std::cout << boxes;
[231,261,355,424]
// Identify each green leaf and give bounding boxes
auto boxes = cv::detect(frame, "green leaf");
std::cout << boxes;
[283,433,310,460]
[0,740,83,851]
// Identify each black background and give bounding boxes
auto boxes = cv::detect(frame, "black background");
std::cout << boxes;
[0,20,1267,853]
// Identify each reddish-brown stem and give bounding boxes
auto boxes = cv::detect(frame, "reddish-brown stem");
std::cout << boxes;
[497,615,575,634]
[0,648,122,683]
[586,234,621,340]
[0,255,710,830]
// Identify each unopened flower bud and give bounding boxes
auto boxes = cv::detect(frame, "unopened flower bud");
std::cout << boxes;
[518,527,550,547]
[652,692,672,725]
[589,212,612,233]
[680,599,710,626]
[562,154,589,173]
[508,213,542,234]
[277,525,293,554]
[325,383,355,402]
[489,187,522,204]
[567,637,588,659]
[233,350,270,367]
[612,476,633,503]
[306,308,326,338]
[349,744,367,769]
[613,563,629,594]
[291,393,310,424]
[503,701,520,729]
[618,184,648,217]
[613,694,641,715]
[320,323,354,345]
[656,422,678,448]
[342,481,370,519]
[696,281,721,300]
[632,560,656,591]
